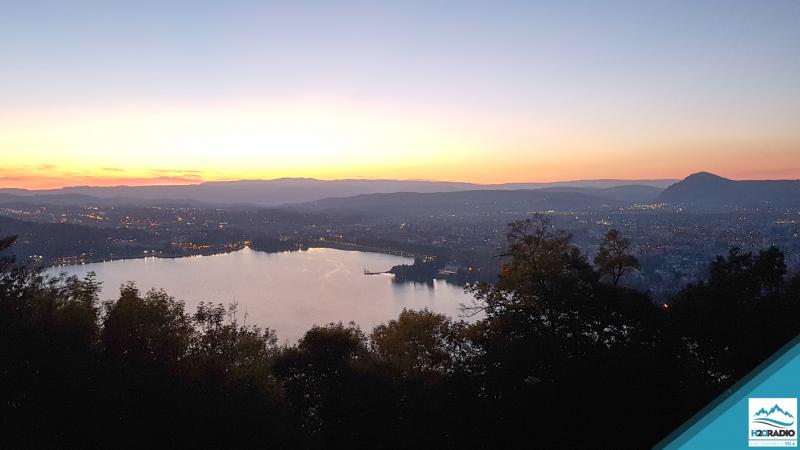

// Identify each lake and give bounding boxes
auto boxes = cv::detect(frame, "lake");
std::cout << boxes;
[50,247,474,343]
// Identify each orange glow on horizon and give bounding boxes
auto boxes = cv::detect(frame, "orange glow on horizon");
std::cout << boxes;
[2,100,799,190]
[4,163,800,191]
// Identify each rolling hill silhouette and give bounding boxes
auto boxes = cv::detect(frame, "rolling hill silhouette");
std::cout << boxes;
[658,172,800,207]
[0,177,673,207]
[290,189,625,216]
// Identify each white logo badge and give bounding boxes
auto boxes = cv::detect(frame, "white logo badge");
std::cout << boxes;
[749,398,797,447]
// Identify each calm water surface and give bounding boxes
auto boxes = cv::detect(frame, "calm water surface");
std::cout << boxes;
[51,247,473,342]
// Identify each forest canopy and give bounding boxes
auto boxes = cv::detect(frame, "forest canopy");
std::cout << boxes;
[1,219,798,449]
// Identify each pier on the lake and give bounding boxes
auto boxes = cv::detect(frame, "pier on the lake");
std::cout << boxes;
[364,269,387,275]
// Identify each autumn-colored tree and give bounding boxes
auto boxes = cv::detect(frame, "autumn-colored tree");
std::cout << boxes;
[371,308,464,379]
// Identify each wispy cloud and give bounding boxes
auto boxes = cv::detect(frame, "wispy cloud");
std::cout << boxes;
[0,165,207,189]
[148,168,204,175]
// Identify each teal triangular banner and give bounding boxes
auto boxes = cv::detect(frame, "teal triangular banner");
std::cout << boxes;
[656,335,800,449]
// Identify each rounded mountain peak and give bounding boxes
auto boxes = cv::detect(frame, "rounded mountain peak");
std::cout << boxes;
[683,172,730,183]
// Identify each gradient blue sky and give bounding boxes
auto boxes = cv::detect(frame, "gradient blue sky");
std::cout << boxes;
[1,1,799,187]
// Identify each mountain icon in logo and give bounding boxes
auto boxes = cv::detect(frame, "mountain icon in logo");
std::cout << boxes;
[753,404,796,428]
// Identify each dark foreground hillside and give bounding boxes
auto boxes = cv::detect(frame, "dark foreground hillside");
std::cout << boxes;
[1,222,798,449]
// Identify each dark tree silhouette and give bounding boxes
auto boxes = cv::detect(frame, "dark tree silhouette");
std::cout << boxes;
[594,228,640,285]
[670,246,797,383]
[1,230,798,449]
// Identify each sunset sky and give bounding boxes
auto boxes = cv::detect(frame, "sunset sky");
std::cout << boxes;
[2,1,799,189]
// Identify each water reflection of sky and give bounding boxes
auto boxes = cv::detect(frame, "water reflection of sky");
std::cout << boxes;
[51,247,475,343]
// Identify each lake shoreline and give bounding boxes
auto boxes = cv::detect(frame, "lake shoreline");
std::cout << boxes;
[45,243,470,288]
[48,247,473,343]
[46,239,426,270]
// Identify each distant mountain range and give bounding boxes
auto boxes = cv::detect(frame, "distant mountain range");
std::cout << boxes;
[658,172,800,207]
[291,186,664,216]
[0,177,674,207]
[3,172,797,210]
